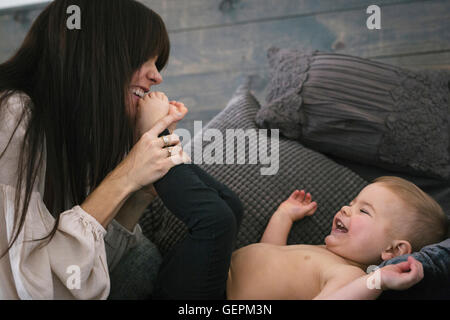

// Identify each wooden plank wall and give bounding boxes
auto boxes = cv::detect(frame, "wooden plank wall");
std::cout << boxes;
[1,0,449,136]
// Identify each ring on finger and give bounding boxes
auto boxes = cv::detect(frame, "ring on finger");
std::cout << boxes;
[161,135,170,147]
[167,147,175,157]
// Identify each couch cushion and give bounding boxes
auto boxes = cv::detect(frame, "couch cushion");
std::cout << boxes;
[255,47,450,181]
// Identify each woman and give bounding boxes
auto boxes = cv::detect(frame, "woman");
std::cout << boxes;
[0,0,188,299]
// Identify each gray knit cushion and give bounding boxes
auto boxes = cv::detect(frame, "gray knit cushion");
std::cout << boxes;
[140,84,368,256]
[255,47,450,180]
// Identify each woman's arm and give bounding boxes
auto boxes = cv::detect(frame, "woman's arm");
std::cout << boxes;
[113,187,156,232]
[81,113,184,228]
[80,171,134,228]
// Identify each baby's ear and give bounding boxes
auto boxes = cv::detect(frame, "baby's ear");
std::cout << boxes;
[394,240,412,256]
[381,241,412,261]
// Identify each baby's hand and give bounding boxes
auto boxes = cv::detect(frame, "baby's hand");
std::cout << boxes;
[380,256,424,291]
[136,92,171,139]
[276,190,317,222]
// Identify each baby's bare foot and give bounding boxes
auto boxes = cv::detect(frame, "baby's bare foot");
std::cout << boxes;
[136,92,170,137]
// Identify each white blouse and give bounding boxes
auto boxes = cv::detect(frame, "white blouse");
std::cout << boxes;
[0,92,144,300]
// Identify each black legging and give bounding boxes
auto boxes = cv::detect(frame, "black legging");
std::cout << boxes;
[152,151,243,299]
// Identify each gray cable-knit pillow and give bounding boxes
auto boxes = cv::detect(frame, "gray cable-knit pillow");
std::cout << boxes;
[255,47,450,181]
[140,84,368,255]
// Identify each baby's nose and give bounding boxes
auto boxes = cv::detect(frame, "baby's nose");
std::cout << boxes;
[341,205,352,216]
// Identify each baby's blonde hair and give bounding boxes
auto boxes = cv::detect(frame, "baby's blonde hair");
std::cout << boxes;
[373,176,448,252]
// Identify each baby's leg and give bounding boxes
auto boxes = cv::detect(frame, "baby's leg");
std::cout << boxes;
[152,158,241,299]
[189,164,243,230]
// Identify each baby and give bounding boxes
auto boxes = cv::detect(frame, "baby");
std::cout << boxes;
[227,176,448,299]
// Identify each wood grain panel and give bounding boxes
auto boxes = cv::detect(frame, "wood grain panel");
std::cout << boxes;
[143,0,415,31]
[163,0,450,77]
[0,9,41,62]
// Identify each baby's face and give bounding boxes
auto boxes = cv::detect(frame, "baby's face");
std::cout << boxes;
[325,183,407,266]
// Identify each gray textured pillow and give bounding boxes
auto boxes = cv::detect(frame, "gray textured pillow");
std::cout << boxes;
[255,48,450,181]
[140,84,368,255]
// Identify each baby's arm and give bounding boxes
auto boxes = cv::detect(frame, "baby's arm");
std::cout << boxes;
[260,190,317,245]
[314,256,424,300]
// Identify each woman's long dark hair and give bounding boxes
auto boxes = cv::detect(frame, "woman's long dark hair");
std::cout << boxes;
[0,0,170,258]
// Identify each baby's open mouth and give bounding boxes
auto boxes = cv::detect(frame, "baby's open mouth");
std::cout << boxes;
[335,218,348,233]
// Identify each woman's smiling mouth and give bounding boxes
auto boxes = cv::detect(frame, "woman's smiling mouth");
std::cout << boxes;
[131,85,151,98]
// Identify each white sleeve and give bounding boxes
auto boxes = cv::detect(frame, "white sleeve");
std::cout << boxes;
[1,187,110,299]
[0,92,110,299]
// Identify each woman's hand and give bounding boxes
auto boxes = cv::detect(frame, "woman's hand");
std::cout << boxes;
[276,190,317,222]
[132,93,189,196]
[380,256,424,291]
[111,113,187,194]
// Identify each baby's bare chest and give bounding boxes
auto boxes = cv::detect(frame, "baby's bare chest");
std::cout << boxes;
[277,245,350,296]
[282,245,344,275]
[229,244,346,299]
